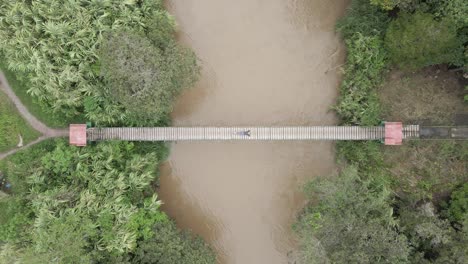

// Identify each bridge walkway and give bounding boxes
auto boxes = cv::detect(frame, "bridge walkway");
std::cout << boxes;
[87,125,420,142]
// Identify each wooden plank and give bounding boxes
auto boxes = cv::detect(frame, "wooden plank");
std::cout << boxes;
[451,127,468,139]
[87,126,407,142]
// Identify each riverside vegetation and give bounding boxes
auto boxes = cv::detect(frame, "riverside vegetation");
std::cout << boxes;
[0,90,40,152]
[1,0,467,263]
[295,0,467,263]
[0,1,214,263]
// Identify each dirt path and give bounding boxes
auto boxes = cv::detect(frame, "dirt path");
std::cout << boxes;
[0,71,67,160]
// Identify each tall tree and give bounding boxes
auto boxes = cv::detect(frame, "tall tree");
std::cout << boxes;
[98,29,198,125]
[1,141,165,262]
[446,183,468,223]
[130,221,216,264]
[295,167,410,264]
[0,0,197,126]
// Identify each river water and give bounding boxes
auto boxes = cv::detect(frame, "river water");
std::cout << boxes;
[159,1,350,263]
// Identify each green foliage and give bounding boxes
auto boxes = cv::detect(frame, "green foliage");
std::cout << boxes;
[381,141,468,203]
[0,141,162,261]
[447,183,468,223]
[0,90,40,152]
[0,140,214,263]
[400,204,452,256]
[0,1,210,263]
[126,199,168,241]
[370,0,440,11]
[0,197,31,243]
[370,0,405,10]
[335,33,386,125]
[0,0,195,126]
[385,12,463,69]
[0,0,209,259]
[397,201,468,263]
[97,29,198,125]
[435,215,468,264]
[334,0,388,175]
[436,0,468,28]
[295,167,410,264]
[0,56,76,128]
[146,11,177,50]
[0,0,157,114]
[337,0,390,38]
[326,2,468,263]
[30,141,162,253]
[131,221,216,264]
[336,141,385,174]
[0,139,57,194]
[29,212,95,263]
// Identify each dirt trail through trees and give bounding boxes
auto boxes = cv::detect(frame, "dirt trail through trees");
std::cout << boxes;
[0,71,67,160]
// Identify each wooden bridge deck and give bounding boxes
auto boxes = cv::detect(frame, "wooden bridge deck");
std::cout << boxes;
[87,125,420,142]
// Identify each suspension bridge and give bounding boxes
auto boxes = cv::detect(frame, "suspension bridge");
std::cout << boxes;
[69,123,468,147]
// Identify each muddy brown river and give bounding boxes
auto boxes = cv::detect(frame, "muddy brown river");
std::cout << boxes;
[159,0,350,263]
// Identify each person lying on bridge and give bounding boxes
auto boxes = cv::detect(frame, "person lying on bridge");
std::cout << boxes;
[236,130,251,137]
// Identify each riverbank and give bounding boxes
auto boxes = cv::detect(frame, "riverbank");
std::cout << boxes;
[295,1,468,262]
[380,66,467,202]
[0,2,216,263]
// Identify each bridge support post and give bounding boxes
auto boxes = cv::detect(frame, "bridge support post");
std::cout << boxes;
[384,122,403,145]
[69,124,87,147]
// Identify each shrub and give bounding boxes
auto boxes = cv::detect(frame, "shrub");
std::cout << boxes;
[335,33,387,125]
[0,141,165,262]
[336,141,385,174]
[97,30,198,125]
[0,91,40,152]
[0,197,31,243]
[337,0,390,38]
[397,202,464,263]
[370,0,441,11]
[131,221,216,264]
[385,12,463,69]
[436,0,468,28]
[295,166,410,264]
[0,55,75,128]
[0,1,162,117]
[0,1,196,126]
[370,0,398,10]
[447,183,468,223]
